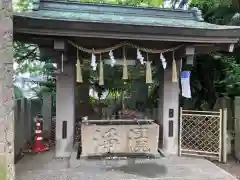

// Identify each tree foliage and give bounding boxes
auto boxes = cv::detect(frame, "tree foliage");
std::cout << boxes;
[184,0,240,109]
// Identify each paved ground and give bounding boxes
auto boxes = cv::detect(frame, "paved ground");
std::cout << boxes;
[215,156,240,180]
[16,150,238,180]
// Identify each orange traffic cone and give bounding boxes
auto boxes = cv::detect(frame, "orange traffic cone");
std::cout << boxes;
[33,120,49,153]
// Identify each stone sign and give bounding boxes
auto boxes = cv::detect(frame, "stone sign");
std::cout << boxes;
[81,123,159,156]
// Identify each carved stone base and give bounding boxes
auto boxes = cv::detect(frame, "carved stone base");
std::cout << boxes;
[81,122,159,157]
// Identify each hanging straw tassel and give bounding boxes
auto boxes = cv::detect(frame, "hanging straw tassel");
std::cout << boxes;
[172,51,178,83]
[122,46,128,80]
[76,49,83,83]
[76,59,83,83]
[99,54,104,86]
[61,52,64,72]
[146,53,153,84]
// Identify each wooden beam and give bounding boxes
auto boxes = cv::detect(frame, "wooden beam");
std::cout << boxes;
[54,40,68,51]
[185,46,195,66]
[185,46,195,56]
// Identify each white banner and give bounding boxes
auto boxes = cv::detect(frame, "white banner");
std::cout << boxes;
[181,71,191,98]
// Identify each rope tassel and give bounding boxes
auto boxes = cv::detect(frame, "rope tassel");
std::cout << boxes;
[172,51,178,83]
[99,54,104,86]
[123,63,128,80]
[76,49,83,83]
[146,54,153,84]
[122,46,128,80]
[61,52,64,72]
[76,59,83,83]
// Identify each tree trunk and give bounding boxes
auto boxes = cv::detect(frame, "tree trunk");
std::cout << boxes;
[232,0,240,9]
[76,82,90,117]
[0,0,15,179]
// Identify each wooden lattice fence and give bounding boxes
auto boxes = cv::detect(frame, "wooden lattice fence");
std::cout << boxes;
[179,108,227,162]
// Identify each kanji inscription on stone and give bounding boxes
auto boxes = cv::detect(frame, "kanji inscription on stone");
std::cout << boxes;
[129,127,150,153]
[93,128,120,153]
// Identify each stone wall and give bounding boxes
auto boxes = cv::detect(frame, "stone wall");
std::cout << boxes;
[0,0,15,179]
[14,99,42,159]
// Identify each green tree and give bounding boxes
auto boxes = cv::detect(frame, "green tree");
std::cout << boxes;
[183,0,240,109]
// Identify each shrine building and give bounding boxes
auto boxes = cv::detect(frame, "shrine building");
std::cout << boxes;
[13,0,240,158]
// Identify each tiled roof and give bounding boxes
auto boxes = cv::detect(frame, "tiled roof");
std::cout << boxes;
[14,0,240,30]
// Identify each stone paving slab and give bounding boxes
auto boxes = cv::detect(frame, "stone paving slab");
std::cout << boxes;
[215,157,240,179]
[16,150,238,180]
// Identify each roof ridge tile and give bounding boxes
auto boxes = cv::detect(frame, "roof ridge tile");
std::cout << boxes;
[37,0,200,21]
